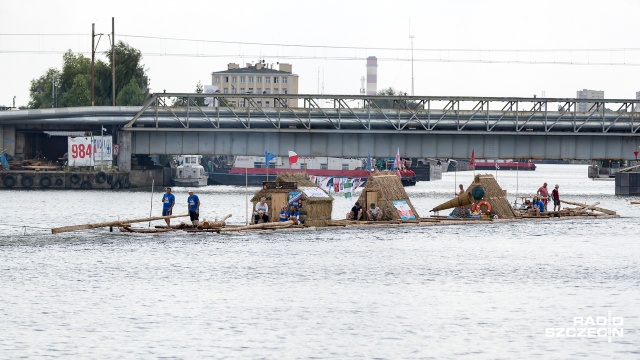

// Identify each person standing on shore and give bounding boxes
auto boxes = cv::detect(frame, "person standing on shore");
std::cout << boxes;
[537,182,549,208]
[187,190,200,227]
[161,187,175,229]
[552,184,561,212]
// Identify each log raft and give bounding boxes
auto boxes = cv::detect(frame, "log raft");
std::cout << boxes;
[51,214,190,234]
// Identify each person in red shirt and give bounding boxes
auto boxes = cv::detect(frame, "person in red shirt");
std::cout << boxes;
[537,182,549,208]
[552,184,561,211]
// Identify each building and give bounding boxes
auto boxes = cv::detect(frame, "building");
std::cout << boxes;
[636,91,640,112]
[211,62,299,108]
[576,89,604,112]
[366,56,378,95]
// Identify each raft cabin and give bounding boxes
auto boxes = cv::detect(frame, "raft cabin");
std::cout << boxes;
[250,173,333,227]
[431,174,517,219]
[355,171,420,221]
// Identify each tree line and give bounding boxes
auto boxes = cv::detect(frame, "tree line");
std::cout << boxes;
[28,41,149,108]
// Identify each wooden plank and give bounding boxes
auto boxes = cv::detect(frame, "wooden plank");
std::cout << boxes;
[561,200,616,215]
[51,214,189,234]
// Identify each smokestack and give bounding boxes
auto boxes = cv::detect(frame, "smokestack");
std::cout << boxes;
[366,56,377,96]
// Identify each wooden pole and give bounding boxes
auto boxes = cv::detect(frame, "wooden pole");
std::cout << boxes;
[220,220,294,233]
[51,214,189,234]
[560,200,616,215]
[148,178,154,227]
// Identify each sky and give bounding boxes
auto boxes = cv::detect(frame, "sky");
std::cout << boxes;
[2,0,640,108]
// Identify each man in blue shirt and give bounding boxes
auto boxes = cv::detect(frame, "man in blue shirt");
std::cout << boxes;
[162,187,176,228]
[530,196,545,216]
[187,190,200,227]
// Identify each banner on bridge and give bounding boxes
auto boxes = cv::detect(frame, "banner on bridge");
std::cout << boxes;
[67,136,112,167]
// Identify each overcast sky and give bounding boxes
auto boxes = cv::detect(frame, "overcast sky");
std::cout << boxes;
[2,0,640,107]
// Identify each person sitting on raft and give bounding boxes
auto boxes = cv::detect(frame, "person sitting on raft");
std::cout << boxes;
[367,202,382,221]
[254,197,270,223]
[287,205,301,225]
[346,202,363,221]
[529,196,545,216]
[279,206,289,222]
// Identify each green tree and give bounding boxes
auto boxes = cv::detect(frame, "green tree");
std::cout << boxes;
[28,68,60,108]
[171,81,206,106]
[116,77,145,106]
[104,41,149,102]
[371,87,419,110]
[60,75,91,107]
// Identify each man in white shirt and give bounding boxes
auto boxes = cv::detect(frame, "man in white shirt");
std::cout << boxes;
[254,197,270,223]
[367,202,382,221]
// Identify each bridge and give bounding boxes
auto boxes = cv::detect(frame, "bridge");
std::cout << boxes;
[2,93,639,171]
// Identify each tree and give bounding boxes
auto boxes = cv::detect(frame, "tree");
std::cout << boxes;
[171,81,206,106]
[370,87,419,110]
[60,75,91,107]
[116,77,145,106]
[28,68,60,108]
[104,41,149,102]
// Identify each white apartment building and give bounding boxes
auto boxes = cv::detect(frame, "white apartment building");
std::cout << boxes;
[576,89,604,112]
[211,62,299,108]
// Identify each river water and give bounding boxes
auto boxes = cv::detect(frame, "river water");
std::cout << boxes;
[1,164,638,359]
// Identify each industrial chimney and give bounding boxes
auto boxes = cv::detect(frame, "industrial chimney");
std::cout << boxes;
[366,56,377,96]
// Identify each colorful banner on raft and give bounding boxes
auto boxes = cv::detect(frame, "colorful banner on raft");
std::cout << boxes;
[393,200,416,220]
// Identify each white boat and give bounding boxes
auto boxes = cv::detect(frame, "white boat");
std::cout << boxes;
[173,155,208,187]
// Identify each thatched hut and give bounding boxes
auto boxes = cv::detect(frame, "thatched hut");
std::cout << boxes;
[432,174,517,219]
[355,171,419,221]
[250,173,333,226]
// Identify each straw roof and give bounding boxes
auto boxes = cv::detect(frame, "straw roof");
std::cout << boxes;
[356,171,419,220]
[468,174,517,219]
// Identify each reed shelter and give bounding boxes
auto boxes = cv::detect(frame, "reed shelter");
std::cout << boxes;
[355,171,420,221]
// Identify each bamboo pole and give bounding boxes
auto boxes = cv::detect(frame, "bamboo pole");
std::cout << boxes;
[560,200,616,215]
[219,220,294,233]
[52,214,189,234]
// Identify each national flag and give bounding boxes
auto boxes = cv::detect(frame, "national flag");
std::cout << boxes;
[470,149,475,169]
[265,151,276,167]
[394,147,401,170]
[288,150,298,165]
[344,192,352,199]
[495,162,500,170]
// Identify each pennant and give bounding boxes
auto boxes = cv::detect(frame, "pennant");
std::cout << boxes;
[288,150,298,165]
[344,192,352,199]
[394,147,401,170]
[265,152,276,167]
[470,149,475,169]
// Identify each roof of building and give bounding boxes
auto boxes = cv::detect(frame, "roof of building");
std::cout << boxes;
[212,67,294,75]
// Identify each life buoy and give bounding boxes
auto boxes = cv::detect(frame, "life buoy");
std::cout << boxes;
[96,171,107,184]
[3,174,16,188]
[39,176,52,188]
[80,180,92,190]
[70,174,81,184]
[472,200,492,214]
[54,178,63,186]
[21,175,34,188]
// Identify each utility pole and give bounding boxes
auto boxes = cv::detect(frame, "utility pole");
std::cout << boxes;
[91,23,95,106]
[112,17,115,106]
[410,24,415,96]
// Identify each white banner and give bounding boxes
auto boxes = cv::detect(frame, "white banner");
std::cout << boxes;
[67,136,112,167]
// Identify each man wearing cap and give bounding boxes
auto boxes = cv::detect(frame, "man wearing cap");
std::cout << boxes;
[187,190,200,227]
[367,202,382,221]
[346,202,363,221]
[552,184,561,212]
[161,187,175,229]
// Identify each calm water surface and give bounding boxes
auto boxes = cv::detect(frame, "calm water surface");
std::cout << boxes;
[1,164,639,359]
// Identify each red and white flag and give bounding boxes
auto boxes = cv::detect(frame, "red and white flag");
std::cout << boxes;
[394,147,401,170]
[470,149,475,169]
[288,150,299,165]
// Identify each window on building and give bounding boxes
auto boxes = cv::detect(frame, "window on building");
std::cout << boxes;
[223,88,229,94]
[240,88,245,94]
[232,100,237,107]
[240,101,245,107]
[265,89,271,94]
[232,88,237,94]
[215,76,221,83]
[283,89,288,94]
[249,76,254,83]
[248,88,253,94]
[224,76,229,83]
[265,101,270,107]
[257,88,262,94]
[282,77,288,84]
[273,89,279,94]
[231,77,237,83]
[257,101,262,107]
[320,163,328,170]
[274,77,279,84]
[257,77,262,83]
[240,76,245,83]
[342,164,349,170]
[266,77,271,84]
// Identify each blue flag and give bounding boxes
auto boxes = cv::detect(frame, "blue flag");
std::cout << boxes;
[265,152,276,167]
[0,153,9,170]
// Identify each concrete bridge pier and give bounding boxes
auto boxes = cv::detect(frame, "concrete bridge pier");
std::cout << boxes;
[117,131,131,172]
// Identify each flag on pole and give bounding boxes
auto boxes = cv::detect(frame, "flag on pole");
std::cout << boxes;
[470,149,475,169]
[366,150,372,172]
[265,152,276,167]
[288,150,299,165]
[394,147,401,170]
[495,162,500,170]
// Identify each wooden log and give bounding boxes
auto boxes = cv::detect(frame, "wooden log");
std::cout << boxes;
[560,200,616,215]
[219,220,294,232]
[51,214,189,234]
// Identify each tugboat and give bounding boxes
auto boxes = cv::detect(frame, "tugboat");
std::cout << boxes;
[173,155,208,187]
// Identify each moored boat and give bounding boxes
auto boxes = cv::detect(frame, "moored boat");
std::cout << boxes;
[174,155,208,187]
